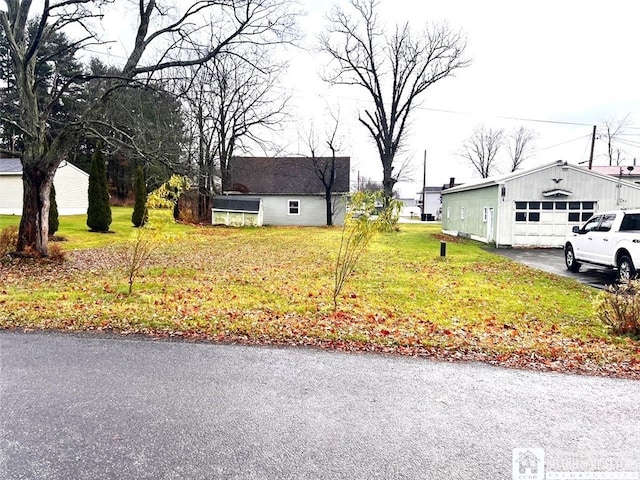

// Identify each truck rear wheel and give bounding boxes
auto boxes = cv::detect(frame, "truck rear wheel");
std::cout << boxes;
[618,255,636,282]
[565,245,581,272]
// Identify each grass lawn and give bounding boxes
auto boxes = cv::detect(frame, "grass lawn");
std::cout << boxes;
[1,207,638,378]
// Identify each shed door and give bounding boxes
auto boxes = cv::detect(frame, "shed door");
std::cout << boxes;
[512,200,596,247]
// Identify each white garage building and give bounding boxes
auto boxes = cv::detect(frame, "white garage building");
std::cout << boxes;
[441,160,640,248]
[0,158,89,215]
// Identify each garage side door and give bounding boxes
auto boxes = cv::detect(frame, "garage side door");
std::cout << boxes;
[512,201,596,247]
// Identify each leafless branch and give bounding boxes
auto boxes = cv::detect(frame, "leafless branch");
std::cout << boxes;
[319,0,468,198]
[459,125,504,178]
[602,114,632,166]
[507,126,536,172]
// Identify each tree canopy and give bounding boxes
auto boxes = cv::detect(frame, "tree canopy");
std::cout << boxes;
[0,0,299,256]
[319,0,469,200]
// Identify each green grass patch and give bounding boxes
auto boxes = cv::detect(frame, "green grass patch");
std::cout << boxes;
[1,209,638,377]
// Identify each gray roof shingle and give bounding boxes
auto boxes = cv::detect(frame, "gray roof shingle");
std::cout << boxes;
[228,156,350,194]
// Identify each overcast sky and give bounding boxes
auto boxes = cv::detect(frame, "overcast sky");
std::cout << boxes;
[92,0,640,196]
[277,0,640,195]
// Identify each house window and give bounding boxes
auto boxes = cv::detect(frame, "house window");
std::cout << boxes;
[460,207,465,220]
[288,200,300,215]
[482,207,488,222]
[446,207,450,219]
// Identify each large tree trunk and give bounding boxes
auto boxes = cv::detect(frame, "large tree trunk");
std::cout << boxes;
[381,158,396,202]
[15,61,61,257]
[17,159,57,257]
[325,190,333,226]
[7,14,59,258]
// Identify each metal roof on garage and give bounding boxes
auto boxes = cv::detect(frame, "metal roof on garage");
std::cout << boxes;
[441,160,640,195]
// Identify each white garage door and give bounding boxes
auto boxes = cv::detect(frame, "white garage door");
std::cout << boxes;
[512,200,596,247]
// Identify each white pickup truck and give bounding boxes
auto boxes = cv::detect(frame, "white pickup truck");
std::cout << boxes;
[564,209,640,281]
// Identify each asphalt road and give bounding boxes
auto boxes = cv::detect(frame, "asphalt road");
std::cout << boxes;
[490,247,618,289]
[1,331,639,479]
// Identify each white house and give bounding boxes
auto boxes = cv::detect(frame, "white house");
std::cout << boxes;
[214,156,351,226]
[0,158,89,215]
[414,186,445,220]
[398,196,421,219]
[441,160,640,248]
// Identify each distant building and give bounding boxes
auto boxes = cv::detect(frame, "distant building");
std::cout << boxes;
[214,156,351,226]
[586,165,640,184]
[0,158,89,215]
[414,186,444,220]
[397,196,420,219]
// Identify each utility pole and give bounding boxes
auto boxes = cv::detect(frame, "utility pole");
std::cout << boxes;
[421,150,427,221]
[588,125,596,170]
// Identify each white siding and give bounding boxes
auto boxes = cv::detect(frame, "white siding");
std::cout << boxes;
[425,192,441,218]
[0,175,23,215]
[443,162,640,248]
[0,163,89,216]
[212,211,262,227]
[259,195,347,226]
[53,163,89,215]
[499,164,640,247]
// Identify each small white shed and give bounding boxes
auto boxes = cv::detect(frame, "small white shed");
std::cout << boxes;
[212,196,264,226]
[0,158,89,215]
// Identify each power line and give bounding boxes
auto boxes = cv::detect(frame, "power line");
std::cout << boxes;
[612,137,640,149]
[416,106,595,127]
[532,134,592,153]
[276,84,622,130]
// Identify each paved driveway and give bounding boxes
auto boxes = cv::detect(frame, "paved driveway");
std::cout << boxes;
[1,331,639,479]
[490,247,618,289]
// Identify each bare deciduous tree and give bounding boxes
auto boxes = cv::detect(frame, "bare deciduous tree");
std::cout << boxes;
[357,176,383,193]
[180,50,289,220]
[319,0,469,201]
[507,126,536,172]
[602,114,632,166]
[0,0,298,256]
[299,110,345,226]
[459,125,504,178]
[181,70,219,220]
[209,54,289,193]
